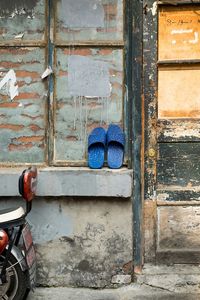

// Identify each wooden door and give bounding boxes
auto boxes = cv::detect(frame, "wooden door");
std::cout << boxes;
[144,2,200,264]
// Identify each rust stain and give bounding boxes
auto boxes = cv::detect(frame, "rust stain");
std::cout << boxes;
[122,261,133,274]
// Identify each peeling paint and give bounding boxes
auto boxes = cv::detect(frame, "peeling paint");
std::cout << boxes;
[150,2,157,16]
[0,69,19,100]
[41,66,53,79]
[0,0,38,18]
[0,0,45,41]
[171,29,193,35]
[14,32,25,39]
[189,31,199,44]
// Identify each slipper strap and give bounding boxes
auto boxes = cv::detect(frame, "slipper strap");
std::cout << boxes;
[107,131,125,147]
[88,131,106,148]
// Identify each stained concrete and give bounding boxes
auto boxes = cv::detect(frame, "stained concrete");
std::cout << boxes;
[27,285,200,300]
[28,264,200,299]
[0,197,132,288]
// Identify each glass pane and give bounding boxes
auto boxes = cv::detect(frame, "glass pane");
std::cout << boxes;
[158,67,200,118]
[56,0,123,43]
[159,5,200,60]
[0,47,47,163]
[54,47,123,162]
[0,0,46,42]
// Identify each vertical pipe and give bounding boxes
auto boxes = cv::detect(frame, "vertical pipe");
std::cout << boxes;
[47,0,54,165]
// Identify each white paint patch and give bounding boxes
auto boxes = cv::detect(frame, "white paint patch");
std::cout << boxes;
[150,1,157,16]
[68,55,111,97]
[0,69,19,100]
[172,40,176,45]
[189,31,199,44]
[171,29,193,35]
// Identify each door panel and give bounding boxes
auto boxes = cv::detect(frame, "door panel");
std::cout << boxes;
[158,66,200,118]
[158,143,200,187]
[159,5,200,61]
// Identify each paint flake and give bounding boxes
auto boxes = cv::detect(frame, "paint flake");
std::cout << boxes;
[41,66,53,79]
[14,32,25,39]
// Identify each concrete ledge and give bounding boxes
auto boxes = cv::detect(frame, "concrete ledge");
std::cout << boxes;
[27,285,200,300]
[0,167,133,198]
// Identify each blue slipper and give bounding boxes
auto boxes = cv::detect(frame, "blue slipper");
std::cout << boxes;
[107,124,125,169]
[88,127,106,169]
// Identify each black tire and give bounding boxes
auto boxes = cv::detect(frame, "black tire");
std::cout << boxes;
[0,252,28,300]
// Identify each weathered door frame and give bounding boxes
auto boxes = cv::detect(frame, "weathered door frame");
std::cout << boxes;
[126,0,144,272]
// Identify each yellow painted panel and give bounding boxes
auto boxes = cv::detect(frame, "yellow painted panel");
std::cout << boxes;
[158,67,200,118]
[159,6,200,60]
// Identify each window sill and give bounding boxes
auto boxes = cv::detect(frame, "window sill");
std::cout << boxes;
[0,167,133,198]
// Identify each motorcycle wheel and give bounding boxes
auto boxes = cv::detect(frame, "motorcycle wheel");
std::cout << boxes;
[0,252,28,300]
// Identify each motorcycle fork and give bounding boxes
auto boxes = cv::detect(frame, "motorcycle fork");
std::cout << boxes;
[0,226,22,284]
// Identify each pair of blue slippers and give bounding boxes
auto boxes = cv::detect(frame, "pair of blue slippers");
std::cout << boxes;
[88,124,125,169]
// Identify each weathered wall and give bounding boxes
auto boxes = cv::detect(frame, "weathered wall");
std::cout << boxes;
[0,197,132,288]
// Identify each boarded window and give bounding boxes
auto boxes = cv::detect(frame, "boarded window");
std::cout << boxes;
[0,0,47,165]
[0,0,125,166]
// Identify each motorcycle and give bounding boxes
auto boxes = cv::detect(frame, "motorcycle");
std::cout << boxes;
[0,166,37,300]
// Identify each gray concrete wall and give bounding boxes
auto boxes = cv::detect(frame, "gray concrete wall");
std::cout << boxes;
[0,197,133,288]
